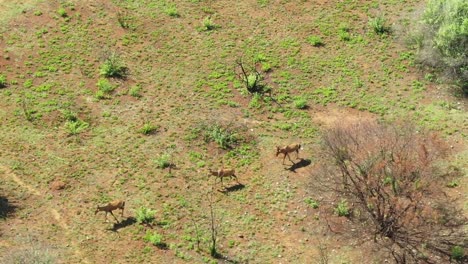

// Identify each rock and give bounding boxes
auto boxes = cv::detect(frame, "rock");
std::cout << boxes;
[50,180,66,191]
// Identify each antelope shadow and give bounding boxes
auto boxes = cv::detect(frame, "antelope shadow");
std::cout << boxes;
[286,158,312,173]
[109,217,136,232]
[218,183,245,194]
[0,196,17,219]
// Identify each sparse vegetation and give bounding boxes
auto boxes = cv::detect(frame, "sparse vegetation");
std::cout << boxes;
[0,1,466,263]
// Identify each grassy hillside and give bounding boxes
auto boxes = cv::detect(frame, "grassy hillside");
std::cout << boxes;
[0,0,466,263]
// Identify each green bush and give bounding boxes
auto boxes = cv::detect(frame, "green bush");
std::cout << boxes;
[338,24,351,41]
[117,12,135,30]
[204,124,238,149]
[419,0,467,93]
[165,6,179,17]
[97,79,115,94]
[140,123,158,135]
[143,231,167,249]
[293,97,308,109]
[307,35,324,47]
[95,79,115,99]
[65,120,89,135]
[129,84,142,98]
[61,110,77,122]
[368,16,390,35]
[304,198,319,209]
[201,16,218,31]
[154,154,171,169]
[135,207,156,225]
[451,245,465,261]
[57,8,67,17]
[100,53,127,78]
[335,199,350,217]
[0,74,7,88]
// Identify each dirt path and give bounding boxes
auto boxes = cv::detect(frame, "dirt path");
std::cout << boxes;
[0,165,90,264]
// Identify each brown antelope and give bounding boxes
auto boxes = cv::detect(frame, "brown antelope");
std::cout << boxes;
[209,168,240,187]
[276,143,301,164]
[95,200,125,223]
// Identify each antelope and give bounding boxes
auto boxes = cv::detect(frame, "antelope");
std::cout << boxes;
[209,168,240,187]
[95,200,125,223]
[276,143,301,164]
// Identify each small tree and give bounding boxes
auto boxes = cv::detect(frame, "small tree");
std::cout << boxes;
[235,59,271,96]
[316,121,467,263]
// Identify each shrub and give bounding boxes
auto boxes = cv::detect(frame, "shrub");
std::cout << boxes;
[135,207,156,225]
[307,35,324,47]
[236,59,271,96]
[165,6,179,17]
[65,119,89,135]
[451,246,465,261]
[204,124,238,149]
[140,123,158,135]
[129,84,142,98]
[0,74,7,88]
[368,16,390,35]
[202,16,218,31]
[304,198,319,209]
[61,110,77,122]
[335,199,350,217]
[417,0,468,94]
[97,79,115,94]
[338,24,351,41]
[117,12,135,30]
[57,8,67,17]
[143,231,167,249]
[100,53,127,78]
[317,121,467,262]
[293,97,308,109]
[95,79,115,99]
[154,154,171,169]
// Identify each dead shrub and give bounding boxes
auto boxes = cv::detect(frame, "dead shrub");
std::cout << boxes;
[315,121,467,263]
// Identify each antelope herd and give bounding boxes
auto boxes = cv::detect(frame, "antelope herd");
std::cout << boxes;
[96,143,301,223]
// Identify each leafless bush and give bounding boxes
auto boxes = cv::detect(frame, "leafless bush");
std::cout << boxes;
[316,121,467,263]
[3,235,58,264]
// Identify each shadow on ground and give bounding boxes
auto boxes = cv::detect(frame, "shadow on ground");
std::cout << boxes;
[0,196,17,219]
[286,158,312,172]
[218,183,245,194]
[108,217,136,232]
